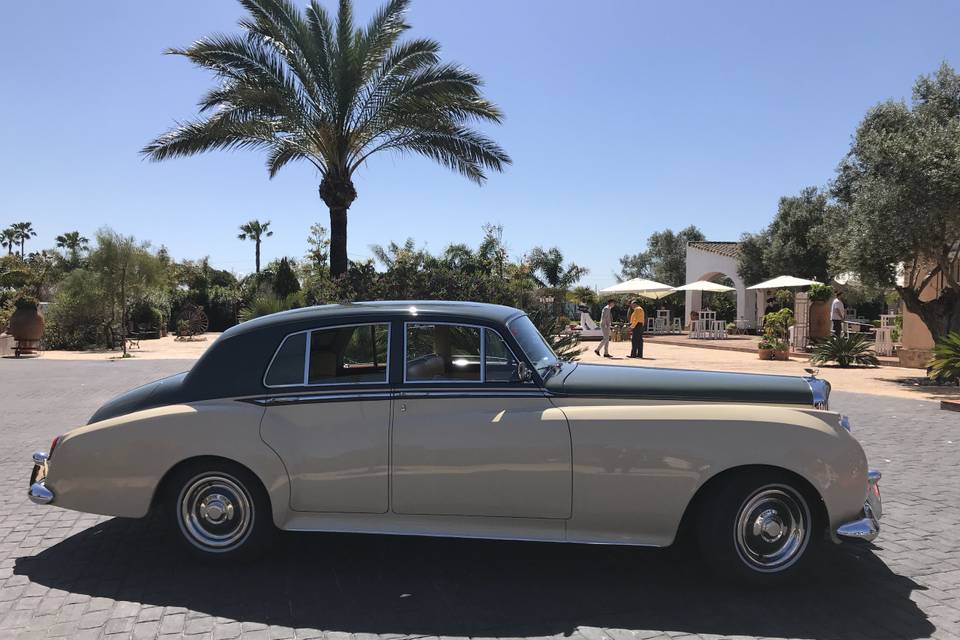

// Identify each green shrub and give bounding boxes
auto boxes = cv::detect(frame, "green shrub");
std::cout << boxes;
[42,270,109,350]
[809,334,880,368]
[928,332,960,382]
[527,309,580,361]
[808,283,832,302]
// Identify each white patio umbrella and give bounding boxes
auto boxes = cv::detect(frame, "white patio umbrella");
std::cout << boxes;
[747,275,820,290]
[675,280,735,292]
[599,278,676,299]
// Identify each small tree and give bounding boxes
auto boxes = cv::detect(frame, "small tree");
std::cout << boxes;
[273,257,301,299]
[831,63,960,341]
[238,219,273,274]
[89,229,163,357]
[528,247,588,318]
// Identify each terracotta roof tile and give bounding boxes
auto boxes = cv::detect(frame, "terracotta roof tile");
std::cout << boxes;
[687,241,741,258]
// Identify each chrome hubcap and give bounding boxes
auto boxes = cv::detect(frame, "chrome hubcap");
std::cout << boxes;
[177,474,253,552]
[735,485,810,573]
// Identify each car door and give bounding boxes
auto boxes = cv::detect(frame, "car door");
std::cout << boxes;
[392,322,572,519]
[260,322,392,513]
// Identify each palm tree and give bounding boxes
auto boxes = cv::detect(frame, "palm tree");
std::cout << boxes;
[238,220,273,273]
[55,231,90,265]
[528,246,588,318]
[1,228,16,256]
[142,0,510,277]
[11,222,36,258]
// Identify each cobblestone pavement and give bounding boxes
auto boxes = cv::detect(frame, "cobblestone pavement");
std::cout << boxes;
[0,358,957,639]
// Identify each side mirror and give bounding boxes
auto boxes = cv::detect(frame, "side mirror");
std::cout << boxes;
[516,361,534,383]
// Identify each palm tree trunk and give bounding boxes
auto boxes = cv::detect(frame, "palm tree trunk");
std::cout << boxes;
[329,207,348,277]
[319,174,357,279]
[255,240,261,274]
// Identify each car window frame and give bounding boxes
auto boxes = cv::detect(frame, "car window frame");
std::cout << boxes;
[263,322,392,389]
[402,321,530,385]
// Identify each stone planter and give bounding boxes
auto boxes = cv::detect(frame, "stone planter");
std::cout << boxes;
[8,306,44,341]
[772,349,790,361]
[809,301,831,339]
[758,348,774,360]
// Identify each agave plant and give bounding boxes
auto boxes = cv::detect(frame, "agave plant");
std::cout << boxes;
[809,334,879,368]
[928,332,960,382]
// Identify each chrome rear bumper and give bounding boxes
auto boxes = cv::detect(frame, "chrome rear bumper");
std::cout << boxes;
[836,469,882,542]
[28,451,54,505]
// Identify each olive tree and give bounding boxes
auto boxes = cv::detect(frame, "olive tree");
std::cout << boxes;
[831,63,960,341]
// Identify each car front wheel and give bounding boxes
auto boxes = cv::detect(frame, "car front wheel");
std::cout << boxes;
[164,460,272,561]
[697,471,819,585]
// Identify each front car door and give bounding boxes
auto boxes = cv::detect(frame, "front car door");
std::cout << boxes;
[260,322,392,513]
[391,321,572,519]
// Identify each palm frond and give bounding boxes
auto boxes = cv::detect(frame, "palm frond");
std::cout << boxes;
[809,334,880,368]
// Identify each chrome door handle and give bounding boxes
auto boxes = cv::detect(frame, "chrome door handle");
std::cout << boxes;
[400,403,407,412]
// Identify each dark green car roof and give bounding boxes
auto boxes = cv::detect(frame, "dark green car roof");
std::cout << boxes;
[222,300,525,340]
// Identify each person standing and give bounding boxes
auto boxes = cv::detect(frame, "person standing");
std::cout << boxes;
[595,299,615,358]
[628,300,646,358]
[831,291,846,337]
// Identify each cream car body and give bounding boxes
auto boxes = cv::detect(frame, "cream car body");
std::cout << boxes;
[29,301,881,579]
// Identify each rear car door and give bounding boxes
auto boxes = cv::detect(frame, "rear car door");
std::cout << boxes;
[260,323,392,513]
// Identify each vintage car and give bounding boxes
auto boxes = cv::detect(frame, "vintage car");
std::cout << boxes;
[28,301,881,583]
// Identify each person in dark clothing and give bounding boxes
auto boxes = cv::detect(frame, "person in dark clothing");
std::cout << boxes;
[629,300,645,359]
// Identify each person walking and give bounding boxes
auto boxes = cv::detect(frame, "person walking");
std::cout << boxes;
[595,299,615,358]
[628,300,645,358]
[831,291,846,337]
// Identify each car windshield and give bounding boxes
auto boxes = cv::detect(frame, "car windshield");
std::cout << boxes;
[506,315,559,374]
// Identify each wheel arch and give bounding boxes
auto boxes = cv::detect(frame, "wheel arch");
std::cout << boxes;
[674,463,829,546]
[150,454,273,517]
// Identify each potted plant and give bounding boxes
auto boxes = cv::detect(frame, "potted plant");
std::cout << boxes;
[759,308,794,361]
[807,284,832,339]
[726,321,737,335]
[8,294,44,356]
[758,335,775,360]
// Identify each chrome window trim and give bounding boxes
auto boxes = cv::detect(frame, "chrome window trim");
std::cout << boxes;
[402,321,529,385]
[262,322,392,389]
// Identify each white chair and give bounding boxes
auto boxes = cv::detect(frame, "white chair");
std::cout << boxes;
[875,326,894,356]
[672,318,682,334]
[880,314,899,329]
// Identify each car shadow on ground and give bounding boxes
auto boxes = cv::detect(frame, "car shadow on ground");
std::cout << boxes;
[16,518,933,640]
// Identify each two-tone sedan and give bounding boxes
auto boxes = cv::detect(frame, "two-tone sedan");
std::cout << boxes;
[28,301,881,583]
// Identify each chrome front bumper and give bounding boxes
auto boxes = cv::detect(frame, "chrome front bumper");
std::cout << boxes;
[28,451,54,505]
[836,469,882,542]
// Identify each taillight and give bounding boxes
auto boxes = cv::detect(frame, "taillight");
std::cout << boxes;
[49,435,63,459]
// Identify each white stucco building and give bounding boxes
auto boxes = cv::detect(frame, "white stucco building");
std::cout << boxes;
[684,241,758,328]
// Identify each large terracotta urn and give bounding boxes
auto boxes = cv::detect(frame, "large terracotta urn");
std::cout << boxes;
[8,305,44,341]
[809,301,831,339]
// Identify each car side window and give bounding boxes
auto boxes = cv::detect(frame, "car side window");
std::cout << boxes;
[485,328,526,384]
[264,332,307,386]
[406,324,481,382]
[308,324,389,384]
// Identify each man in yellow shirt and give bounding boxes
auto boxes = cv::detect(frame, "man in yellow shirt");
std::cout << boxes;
[629,300,646,359]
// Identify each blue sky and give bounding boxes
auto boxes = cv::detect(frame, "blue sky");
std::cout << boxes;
[3,1,958,288]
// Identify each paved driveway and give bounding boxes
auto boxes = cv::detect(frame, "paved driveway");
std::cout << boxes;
[0,358,957,640]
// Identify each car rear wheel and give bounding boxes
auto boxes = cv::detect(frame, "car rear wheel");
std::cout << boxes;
[697,471,819,585]
[164,460,272,561]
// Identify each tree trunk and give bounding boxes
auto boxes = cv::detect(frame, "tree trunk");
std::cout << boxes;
[120,267,128,358]
[255,240,261,274]
[329,207,348,277]
[319,173,357,278]
[899,285,960,343]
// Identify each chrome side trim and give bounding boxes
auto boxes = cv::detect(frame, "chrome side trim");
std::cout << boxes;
[398,389,548,399]
[28,482,54,505]
[252,391,393,406]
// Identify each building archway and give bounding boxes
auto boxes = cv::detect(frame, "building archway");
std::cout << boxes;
[684,242,757,329]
